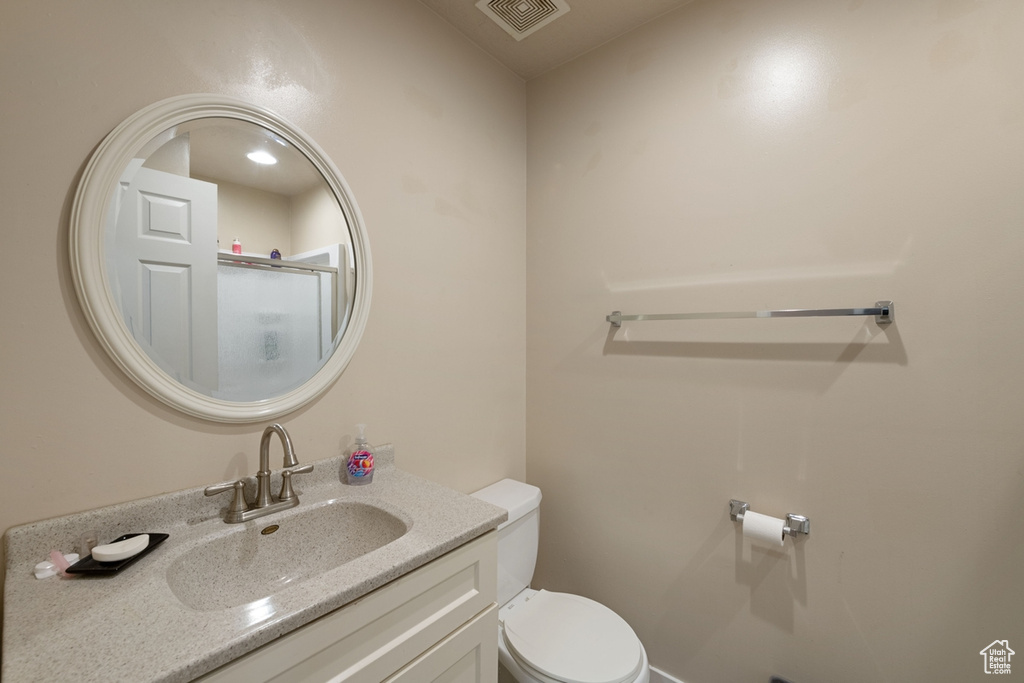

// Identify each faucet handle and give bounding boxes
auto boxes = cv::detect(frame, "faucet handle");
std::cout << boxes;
[278,464,314,502]
[205,480,247,515]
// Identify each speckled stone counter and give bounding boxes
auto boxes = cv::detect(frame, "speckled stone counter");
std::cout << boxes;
[2,446,506,682]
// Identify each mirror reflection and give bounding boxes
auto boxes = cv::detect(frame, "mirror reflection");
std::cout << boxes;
[106,118,355,402]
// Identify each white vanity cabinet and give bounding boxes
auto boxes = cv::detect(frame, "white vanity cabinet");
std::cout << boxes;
[195,532,498,683]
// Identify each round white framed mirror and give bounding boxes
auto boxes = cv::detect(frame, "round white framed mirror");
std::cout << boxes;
[70,95,371,423]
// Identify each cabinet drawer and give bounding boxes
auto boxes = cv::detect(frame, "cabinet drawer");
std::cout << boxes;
[384,604,497,683]
[196,531,497,683]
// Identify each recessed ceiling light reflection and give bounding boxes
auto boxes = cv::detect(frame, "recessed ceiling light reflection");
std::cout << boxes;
[247,150,278,165]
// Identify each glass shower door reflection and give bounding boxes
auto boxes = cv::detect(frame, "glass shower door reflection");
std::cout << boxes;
[216,265,326,402]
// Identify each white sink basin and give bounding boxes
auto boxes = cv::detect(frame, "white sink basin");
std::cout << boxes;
[167,500,409,610]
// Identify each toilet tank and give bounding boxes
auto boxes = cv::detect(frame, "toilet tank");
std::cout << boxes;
[471,479,542,606]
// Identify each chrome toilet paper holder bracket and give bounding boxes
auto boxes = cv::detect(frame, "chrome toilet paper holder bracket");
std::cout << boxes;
[729,499,811,538]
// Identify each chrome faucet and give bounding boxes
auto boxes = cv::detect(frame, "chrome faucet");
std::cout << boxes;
[205,423,314,523]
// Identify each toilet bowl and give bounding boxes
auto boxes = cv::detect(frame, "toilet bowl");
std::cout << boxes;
[498,588,650,683]
[472,479,650,683]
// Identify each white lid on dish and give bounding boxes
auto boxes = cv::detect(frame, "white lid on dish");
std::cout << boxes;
[502,590,643,683]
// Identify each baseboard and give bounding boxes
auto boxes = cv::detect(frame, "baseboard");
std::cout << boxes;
[650,666,686,683]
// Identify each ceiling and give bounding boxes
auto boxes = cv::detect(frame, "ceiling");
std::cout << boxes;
[186,120,324,196]
[416,0,696,80]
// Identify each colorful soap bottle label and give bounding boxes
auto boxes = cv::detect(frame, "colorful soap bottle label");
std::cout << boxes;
[348,450,374,478]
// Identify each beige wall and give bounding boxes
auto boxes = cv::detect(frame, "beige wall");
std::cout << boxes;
[212,178,293,256]
[527,0,1024,681]
[5,0,1023,680]
[0,0,526,586]
[292,183,352,257]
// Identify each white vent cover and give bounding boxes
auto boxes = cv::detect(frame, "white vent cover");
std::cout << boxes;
[475,0,570,41]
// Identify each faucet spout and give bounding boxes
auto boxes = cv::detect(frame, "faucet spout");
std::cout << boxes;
[260,423,298,470]
[255,423,298,508]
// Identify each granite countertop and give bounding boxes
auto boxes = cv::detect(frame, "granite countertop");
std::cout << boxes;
[2,446,506,682]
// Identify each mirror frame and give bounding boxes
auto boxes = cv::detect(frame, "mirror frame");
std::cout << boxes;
[70,94,372,423]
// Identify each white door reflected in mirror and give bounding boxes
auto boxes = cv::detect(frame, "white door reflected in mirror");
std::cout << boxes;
[114,167,219,390]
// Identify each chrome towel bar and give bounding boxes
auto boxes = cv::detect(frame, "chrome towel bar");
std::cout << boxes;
[607,300,893,327]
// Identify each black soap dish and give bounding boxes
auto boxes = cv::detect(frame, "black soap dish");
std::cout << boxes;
[66,533,169,575]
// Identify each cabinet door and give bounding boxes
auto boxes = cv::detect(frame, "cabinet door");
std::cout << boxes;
[385,604,498,683]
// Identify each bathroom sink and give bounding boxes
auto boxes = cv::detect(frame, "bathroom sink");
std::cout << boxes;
[167,500,409,611]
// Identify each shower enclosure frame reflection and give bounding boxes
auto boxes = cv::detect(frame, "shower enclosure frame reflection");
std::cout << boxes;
[69,94,372,423]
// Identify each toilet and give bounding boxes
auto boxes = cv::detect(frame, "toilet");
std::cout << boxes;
[472,479,650,683]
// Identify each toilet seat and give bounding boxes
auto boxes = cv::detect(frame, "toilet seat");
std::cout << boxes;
[502,590,643,683]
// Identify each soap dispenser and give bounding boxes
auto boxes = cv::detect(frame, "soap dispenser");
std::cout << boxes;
[347,424,374,485]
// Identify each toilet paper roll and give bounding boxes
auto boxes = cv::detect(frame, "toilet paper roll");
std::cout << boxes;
[742,511,786,547]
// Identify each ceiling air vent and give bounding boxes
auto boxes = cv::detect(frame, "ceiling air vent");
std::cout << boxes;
[475,0,570,41]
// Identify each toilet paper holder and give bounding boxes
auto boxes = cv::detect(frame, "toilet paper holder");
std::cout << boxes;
[729,499,810,538]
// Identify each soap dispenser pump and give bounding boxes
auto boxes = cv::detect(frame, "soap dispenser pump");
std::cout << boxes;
[347,424,374,485]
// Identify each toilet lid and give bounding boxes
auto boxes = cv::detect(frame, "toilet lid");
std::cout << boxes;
[503,590,643,683]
